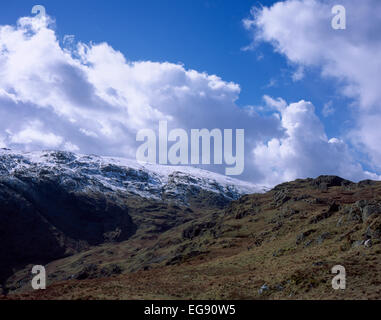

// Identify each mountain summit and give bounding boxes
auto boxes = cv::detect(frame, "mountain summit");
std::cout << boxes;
[0,149,263,293]
[0,149,264,205]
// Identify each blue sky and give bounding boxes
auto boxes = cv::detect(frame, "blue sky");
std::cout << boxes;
[0,0,380,185]
[1,0,348,134]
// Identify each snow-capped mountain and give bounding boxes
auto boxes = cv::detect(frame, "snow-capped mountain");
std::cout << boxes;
[0,149,265,286]
[0,149,264,205]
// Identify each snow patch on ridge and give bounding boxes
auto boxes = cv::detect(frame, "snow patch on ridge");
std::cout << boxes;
[0,149,266,203]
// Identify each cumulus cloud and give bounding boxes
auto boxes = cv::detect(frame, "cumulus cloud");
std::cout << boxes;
[9,120,64,149]
[253,97,380,186]
[244,0,381,171]
[0,12,377,186]
[0,14,280,174]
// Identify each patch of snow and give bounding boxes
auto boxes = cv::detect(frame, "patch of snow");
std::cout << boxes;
[0,149,266,203]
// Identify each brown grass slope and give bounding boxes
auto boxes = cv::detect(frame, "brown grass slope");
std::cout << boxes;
[3,176,381,300]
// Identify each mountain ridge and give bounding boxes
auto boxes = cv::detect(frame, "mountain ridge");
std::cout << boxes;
[0,148,263,294]
[1,149,381,299]
[0,148,265,203]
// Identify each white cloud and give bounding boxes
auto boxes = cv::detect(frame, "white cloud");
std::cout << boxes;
[263,78,278,88]
[79,128,98,138]
[63,142,80,152]
[322,101,335,117]
[0,136,6,148]
[245,0,381,171]
[253,97,380,186]
[292,66,304,82]
[10,121,63,149]
[0,12,378,186]
[0,14,280,176]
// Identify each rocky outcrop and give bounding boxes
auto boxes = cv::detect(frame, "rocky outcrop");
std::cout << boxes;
[310,175,353,189]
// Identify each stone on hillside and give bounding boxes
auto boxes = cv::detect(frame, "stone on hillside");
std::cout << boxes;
[258,284,269,295]
[316,232,331,244]
[362,204,381,221]
[364,239,373,248]
[348,200,381,222]
[273,189,291,207]
[309,203,340,224]
[296,229,317,245]
[365,221,381,240]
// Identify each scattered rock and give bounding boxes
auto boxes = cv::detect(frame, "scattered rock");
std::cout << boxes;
[272,222,283,232]
[364,239,373,248]
[304,240,313,247]
[310,203,340,224]
[362,203,381,221]
[365,221,381,240]
[316,232,331,245]
[345,205,363,222]
[296,229,317,245]
[344,200,381,223]
[275,284,284,291]
[258,284,269,295]
[273,189,291,207]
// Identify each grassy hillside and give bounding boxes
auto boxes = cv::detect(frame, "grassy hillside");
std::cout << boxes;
[3,176,381,300]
